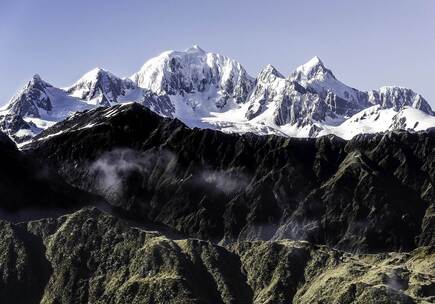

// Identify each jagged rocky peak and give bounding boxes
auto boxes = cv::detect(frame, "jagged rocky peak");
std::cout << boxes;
[130,45,255,108]
[246,65,325,126]
[368,86,434,114]
[290,56,335,84]
[30,73,51,87]
[67,67,137,106]
[3,74,54,118]
[289,56,368,108]
[257,64,285,83]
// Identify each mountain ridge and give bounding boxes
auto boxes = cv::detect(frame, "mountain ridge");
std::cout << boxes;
[1,46,434,143]
[0,207,432,303]
[23,102,435,253]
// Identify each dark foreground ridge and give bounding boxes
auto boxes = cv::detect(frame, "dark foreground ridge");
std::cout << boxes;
[24,103,435,253]
[0,207,433,304]
[0,131,102,221]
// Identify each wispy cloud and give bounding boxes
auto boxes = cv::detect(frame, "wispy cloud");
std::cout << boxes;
[90,148,176,202]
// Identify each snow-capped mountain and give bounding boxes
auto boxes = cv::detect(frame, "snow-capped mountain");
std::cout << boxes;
[1,46,434,143]
[367,86,433,114]
[130,45,254,116]
[67,68,175,117]
[3,74,92,119]
[0,70,174,142]
[66,68,140,106]
[289,56,368,110]
[202,55,435,138]
[0,75,94,142]
[243,64,325,127]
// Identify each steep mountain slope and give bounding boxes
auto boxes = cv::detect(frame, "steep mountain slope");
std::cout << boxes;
[289,56,368,109]
[0,208,433,304]
[0,131,100,220]
[24,103,435,252]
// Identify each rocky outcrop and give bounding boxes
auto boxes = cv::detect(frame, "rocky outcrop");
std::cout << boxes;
[24,104,435,252]
[0,208,433,304]
[0,113,39,143]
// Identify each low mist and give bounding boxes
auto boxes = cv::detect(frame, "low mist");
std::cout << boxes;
[90,148,176,201]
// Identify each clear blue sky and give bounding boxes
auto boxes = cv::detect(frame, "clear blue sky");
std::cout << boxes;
[1,0,434,106]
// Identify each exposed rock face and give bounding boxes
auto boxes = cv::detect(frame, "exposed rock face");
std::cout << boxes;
[289,56,368,110]
[246,58,434,136]
[0,113,38,143]
[368,87,433,114]
[24,104,435,252]
[245,65,328,127]
[0,76,55,142]
[4,74,53,118]
[0,208,433,304]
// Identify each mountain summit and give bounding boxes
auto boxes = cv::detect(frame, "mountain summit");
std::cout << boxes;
[1,47,434,143]
[130,46,254,112]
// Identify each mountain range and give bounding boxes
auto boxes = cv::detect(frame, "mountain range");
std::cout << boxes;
[0,101,432,303]
[1,45,434,143]
[1,46,434,302]
[0,57,434,301]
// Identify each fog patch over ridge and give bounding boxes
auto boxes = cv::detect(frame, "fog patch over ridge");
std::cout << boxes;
[200,169,250,195]
[89,148,176,202]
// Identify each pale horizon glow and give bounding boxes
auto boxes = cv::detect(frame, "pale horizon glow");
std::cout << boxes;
[1,0,434,106]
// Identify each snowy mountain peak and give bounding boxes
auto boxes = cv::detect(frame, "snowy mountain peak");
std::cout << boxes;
[3,74,55,117]
[67,67,137,106]
[304,56,324,70]
[82,67,109,79]
[0,73,93,142]
[186,44,206,53]
[289,56,367,109]
[28,74,52,89]
[257,64,285,82]
[72,67,123,85]
[131,47,254,110]
[368,86,433,114]
[31,73,43,83]
[291,56,335,84]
